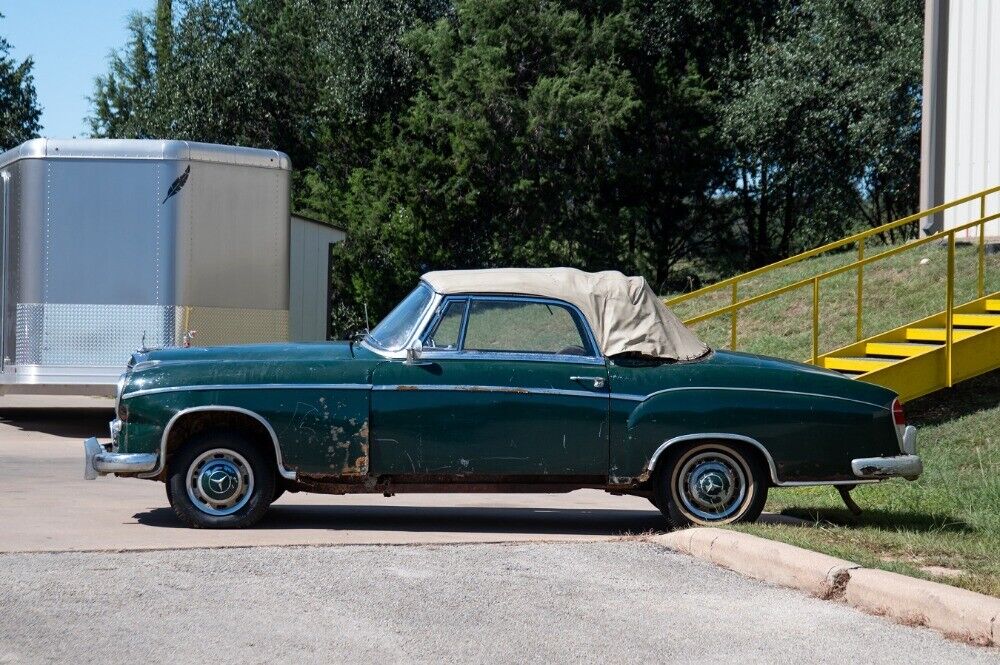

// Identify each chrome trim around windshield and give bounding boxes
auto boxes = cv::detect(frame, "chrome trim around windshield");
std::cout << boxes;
[612,386,889,410]
[372,384,609,399]
[122,383,374,401]
[140,405,297,481]
[363,287,443,358]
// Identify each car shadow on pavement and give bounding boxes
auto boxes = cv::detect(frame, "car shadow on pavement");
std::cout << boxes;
[778,507,975,533]
[134,504,668,536]
[0,408,114,438]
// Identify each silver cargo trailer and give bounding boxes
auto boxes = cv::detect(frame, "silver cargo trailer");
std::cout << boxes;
[0,139,304,396]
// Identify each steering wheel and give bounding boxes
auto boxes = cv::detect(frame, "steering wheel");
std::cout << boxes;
[558,345,587,356]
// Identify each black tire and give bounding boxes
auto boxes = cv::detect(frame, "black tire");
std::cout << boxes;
[653,441,768,529]
[166,431,275,529]
[271,484,286,503]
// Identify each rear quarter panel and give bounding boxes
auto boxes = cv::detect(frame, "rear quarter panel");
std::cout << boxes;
[609,352,900,484]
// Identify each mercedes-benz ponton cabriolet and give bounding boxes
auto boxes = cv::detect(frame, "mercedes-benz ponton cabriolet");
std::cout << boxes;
[84,268,921,528]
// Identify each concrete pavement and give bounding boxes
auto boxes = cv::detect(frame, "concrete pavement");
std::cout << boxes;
[2,542,994,663]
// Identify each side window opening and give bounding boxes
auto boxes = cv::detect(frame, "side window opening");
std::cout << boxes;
[425,299,466,349]
[462,299,592,356]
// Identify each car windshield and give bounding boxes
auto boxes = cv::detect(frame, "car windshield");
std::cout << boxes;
[366,283,434,351]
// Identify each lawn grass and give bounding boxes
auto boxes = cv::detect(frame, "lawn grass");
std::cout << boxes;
[661,239,1000,597]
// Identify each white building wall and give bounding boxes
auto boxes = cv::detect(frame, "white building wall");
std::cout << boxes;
[289,216,346,341]
[942,0,1000,238]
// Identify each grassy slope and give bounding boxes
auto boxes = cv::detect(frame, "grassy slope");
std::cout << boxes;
[665,241,1000,597]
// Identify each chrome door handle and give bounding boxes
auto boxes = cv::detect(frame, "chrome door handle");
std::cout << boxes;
[570,376,606,389]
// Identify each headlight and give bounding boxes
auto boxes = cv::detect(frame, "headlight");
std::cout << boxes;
[115,372,128,420]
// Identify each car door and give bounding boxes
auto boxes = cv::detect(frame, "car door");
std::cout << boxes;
[370,295,610,479]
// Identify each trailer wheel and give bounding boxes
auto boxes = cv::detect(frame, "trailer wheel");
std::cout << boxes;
[166,431,274,529]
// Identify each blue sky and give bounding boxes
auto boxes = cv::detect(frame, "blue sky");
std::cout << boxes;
[2,1,155,138]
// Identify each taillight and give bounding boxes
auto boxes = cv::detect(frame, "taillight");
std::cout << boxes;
[892,398,906,427]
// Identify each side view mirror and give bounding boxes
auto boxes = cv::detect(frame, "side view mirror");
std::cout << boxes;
[404,338,429,365]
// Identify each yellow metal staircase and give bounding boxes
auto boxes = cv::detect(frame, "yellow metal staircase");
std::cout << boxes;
[666,187,1000,403]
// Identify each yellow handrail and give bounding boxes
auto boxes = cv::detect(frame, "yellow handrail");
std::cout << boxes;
[667,184,1000,308]
[668,185,998,368]
[683,210,999,325]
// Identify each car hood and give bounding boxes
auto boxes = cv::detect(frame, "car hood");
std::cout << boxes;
[131,341,357,366]
[123,341,381,397]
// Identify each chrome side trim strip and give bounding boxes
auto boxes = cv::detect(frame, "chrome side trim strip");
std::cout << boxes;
[123,383,374,400]
[140,406,297,480]
[615,386,889,410]
[644,432,879,487]
[372,384,609,400]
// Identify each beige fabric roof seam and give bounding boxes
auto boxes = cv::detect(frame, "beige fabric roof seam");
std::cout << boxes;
[422,268,710,361]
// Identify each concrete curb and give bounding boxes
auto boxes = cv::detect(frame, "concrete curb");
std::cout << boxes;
[649,528,1000,647]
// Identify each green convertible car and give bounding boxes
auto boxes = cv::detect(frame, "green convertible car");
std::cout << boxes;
[84,268,921,529]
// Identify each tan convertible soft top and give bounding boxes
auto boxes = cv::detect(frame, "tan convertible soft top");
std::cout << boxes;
[421,268,709,361]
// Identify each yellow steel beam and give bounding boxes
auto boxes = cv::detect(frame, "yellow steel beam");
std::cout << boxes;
[952,313,1000,327]
[905,328,979,342]
[822,357,896,373]
[865,342,939,358]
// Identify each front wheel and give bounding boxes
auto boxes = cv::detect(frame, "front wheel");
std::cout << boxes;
[653,441,768,529]
[166,432,274,529]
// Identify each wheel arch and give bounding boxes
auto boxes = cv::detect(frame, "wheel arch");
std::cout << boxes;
[141,406,297,481]
[645,433,780,486]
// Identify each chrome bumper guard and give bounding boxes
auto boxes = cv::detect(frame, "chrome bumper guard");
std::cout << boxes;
[83,437,157,480]
[851,454,923,481]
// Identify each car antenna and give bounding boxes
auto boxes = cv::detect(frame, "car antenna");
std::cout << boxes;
[363,302,371,334]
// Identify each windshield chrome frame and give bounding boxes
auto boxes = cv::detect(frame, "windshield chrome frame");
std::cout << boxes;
[360,282,442,359]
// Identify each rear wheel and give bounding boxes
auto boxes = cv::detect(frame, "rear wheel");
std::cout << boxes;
[166,432,274,529]
[653,441,768,529]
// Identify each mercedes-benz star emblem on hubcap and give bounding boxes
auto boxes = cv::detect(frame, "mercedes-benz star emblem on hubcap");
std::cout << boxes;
[699,475,722,495]
[209,470,233,494]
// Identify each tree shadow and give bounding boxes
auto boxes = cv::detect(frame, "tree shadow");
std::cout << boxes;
[905,368,1000,427]
[778,507,975,534]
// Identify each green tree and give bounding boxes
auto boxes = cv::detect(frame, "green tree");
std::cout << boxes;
[155,0,173,87]
[88,12,159,138]
[719,0,922,266]
[0,13,42,150]
[297,0,451,222]
[328,0,645,330]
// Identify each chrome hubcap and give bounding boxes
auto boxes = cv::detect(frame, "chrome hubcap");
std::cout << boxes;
[186,449,254,516]
[676,450,747,522]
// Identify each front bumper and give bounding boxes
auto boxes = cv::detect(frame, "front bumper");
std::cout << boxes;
[83,437,157,480]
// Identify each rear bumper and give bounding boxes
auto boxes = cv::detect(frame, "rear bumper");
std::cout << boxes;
[83,437,157,480]
[851,454,922,481]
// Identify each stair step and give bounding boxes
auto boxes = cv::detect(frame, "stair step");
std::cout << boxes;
[905,327,979,342]
[986,299,1000,312]
[865,342,939,358]
[952,313,1000,327]
[822,356,896,373]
